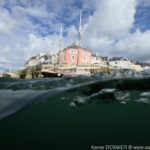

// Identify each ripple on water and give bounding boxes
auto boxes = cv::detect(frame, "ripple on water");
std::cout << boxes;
[135,98,150,104]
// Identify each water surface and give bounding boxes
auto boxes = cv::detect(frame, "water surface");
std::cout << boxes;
[0,75,150,150]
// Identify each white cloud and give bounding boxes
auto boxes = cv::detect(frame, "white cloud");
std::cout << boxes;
[24,26,79,59]
[12,4,49,19]
[24,34,60,58]
[114,30,150,61]
[0,9,15,34]
[86,0,137,38]
[65,25,78,45]
[82,0,150,62]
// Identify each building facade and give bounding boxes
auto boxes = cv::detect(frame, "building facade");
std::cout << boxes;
[24,56,37,68]
[59,45,92,66]
[109,57,143,71]
[25,53,49,68]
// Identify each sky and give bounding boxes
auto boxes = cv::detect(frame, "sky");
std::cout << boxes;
[0,0,150,71]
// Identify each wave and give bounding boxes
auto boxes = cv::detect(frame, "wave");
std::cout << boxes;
[0,76,150,120]
[0,90,48,120]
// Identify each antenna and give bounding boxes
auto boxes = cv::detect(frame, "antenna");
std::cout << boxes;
[78,10,82,47]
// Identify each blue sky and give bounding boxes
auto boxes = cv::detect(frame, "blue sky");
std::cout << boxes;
[0,0,150,71]
[134,6,150,32]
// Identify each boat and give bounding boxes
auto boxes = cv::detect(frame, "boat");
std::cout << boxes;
[41,71,63,77]
[2,73,11,78]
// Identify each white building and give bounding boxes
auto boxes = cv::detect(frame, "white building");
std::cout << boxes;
[91,54,108,66]
[140,63,150,70]
[91,54,97,64]
[24,56,37,68]
[36,53,48,65]
[24,52,60,68]
[109,57,143,72]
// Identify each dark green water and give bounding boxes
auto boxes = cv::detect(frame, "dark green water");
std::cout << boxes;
[0,76,150,150]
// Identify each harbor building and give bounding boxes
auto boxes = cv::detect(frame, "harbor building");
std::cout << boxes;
[92,54,108,66]
[109,57,143,72]
[25,56,37,68]
[139,63,150,70]
[59,44,92,66]
[24,53,59,68]
[24,53,48,68]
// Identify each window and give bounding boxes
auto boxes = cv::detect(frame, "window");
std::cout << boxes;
[71,55,75,59]
[70,49,76,54]
[83,57,88,62]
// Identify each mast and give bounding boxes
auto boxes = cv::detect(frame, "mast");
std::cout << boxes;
[78,10,82,47]
[59,23,63,51]
[77,10,83,66]
[59,23,63,65]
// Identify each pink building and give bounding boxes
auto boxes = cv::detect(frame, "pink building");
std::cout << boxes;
[59,45,92,66]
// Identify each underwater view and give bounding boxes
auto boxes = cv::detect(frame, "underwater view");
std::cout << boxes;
[0,72,150,150]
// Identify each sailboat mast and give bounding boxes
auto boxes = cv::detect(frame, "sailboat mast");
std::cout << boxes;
[59,23,63,65]
[78,10,82,47]
[59,23,63,51]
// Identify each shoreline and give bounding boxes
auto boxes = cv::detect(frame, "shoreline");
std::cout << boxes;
[1,63,148,79]
[1,64,115,79]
